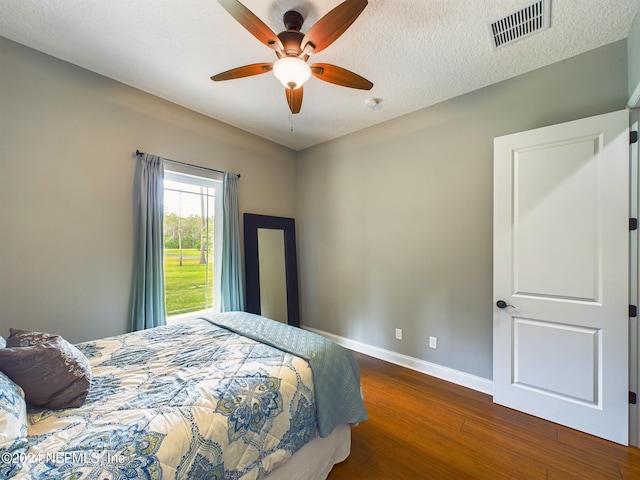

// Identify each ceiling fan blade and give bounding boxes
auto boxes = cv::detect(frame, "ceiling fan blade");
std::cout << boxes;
[286,86,303,114]
[211,63,273,82]
[301,0,368,54]
[311,63,373,90]
[217,0,284,51]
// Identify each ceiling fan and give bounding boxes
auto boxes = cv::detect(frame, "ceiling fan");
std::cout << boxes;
[211,0,374,114]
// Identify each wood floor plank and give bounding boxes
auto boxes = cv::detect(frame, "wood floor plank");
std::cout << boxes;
[327,352,640,480]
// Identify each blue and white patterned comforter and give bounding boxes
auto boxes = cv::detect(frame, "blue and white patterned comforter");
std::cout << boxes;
[13,317,323,479]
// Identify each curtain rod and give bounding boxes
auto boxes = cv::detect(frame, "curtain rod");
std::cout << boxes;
[135,150,240,178]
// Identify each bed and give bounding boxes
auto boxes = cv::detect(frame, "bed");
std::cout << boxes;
[0,312,367,479]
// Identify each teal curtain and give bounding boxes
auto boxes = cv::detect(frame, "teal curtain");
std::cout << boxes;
[221,172,245,311]
[130,154,166,331]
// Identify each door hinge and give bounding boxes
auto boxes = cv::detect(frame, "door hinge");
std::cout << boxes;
[631,391,637,405]
[631,218,638,231]
[630,305,638,318]
[631,131,638,144]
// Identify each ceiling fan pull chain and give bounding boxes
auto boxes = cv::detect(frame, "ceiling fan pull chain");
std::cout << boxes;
[288,88,294,132]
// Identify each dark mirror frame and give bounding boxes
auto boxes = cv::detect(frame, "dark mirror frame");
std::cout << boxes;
[243,213,300,327]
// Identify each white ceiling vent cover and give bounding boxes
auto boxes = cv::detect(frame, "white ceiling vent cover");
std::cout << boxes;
[489,0,551,49]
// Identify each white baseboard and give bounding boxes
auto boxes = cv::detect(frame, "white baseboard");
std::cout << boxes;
[303,326,494,396]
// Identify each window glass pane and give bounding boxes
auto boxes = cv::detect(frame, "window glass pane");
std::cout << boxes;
[163,173,218,317]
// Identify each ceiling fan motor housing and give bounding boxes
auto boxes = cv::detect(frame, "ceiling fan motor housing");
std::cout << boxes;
[278,11,306,57]
[277,30,305,56]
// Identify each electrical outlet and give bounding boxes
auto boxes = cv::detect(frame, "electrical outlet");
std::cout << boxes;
[429,336,437,349]
[395,328,403,340]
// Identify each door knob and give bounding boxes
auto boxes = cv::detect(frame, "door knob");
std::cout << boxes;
[496,300,514,309]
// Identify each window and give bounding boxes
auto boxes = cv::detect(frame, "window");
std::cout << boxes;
[163,166,223,318]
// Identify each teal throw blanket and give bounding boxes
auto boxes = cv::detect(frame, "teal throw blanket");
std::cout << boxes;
[201,311,368,437]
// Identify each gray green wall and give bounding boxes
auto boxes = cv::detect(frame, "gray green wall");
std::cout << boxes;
[629,9,640,102]
[296,40,629,380]
[0,37,297,343]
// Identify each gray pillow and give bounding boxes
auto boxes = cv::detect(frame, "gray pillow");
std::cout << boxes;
[0,330,91,409]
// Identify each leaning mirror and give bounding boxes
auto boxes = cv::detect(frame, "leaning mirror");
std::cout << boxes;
[243,213,300,327]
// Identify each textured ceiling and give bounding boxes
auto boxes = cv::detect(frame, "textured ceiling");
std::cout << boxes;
[1,0,638,150]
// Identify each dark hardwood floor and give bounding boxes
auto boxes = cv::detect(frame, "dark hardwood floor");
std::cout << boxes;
[328,352,640,479]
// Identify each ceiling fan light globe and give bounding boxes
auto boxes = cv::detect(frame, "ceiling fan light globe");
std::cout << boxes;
[273,57,311,90]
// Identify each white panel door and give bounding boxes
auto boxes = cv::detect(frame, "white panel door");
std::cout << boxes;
[493,110,630,445]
